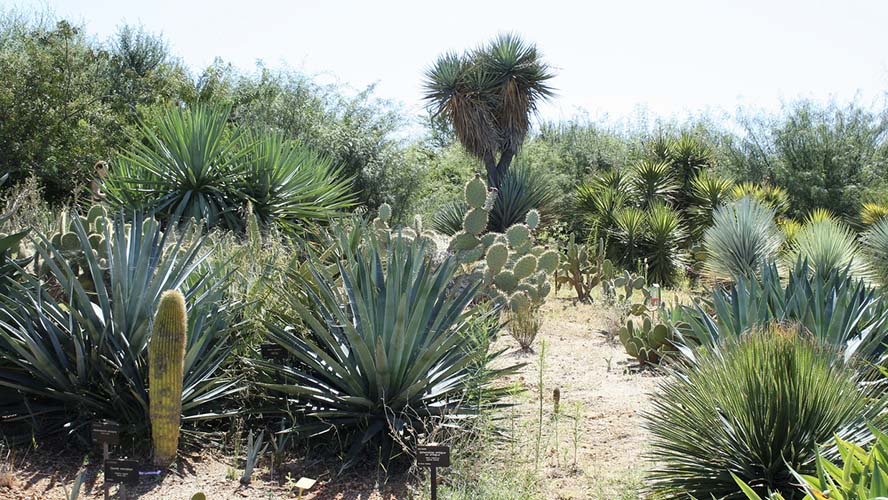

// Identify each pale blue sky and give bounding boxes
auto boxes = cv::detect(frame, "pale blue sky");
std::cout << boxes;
[8,0,888,125]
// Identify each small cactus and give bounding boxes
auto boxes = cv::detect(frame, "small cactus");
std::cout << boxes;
[465,175,488,209]
[149,290,188,467]
[618,315,674,365]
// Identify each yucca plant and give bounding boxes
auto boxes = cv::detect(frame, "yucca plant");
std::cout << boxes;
[862,218,888,285]
[688,171,735,239]
[575,184,627,250]
[644,203,687,286]
[778,218,803,254]
[104,104,250,230]
[860,202,888,227]
[734,428,888,500]
[670,259,888,364]
[613,206,647,264]
[255,233,517,468]
[647,329,886,500]
[702,196,783,280]
[423,33,554,187]
[732,182,790,217]
[0,215,242,441]
[786,215,870,280]
[239,130,355,232]
[629,160,677,209]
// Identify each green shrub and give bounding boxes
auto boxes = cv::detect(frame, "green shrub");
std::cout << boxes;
[702,196,783,280]
[647,329,885,499]
[255,233,517,468]
[0,215,242,441]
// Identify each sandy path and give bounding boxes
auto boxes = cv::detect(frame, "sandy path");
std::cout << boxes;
[495,294,660,499]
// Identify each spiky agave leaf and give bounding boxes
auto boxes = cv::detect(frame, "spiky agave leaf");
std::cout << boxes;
[669,259,888,364]
[702,196,783,280]
[488,164,555,232]
[255,234,519,469]
[0,215,243,441]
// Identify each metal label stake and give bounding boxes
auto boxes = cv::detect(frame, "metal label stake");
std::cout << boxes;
[417,445,450,500]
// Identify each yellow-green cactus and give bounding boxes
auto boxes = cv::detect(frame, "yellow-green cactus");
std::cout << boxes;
[149,290,188,467]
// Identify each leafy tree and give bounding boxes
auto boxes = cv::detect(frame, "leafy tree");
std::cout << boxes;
[423,33,555,187]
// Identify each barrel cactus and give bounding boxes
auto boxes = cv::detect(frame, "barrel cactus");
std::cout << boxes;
[149,290,188,466]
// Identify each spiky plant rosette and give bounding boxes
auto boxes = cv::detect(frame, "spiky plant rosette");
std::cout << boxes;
[255,234,518,468]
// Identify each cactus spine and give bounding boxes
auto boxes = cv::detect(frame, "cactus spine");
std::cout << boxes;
[149,290,188,467]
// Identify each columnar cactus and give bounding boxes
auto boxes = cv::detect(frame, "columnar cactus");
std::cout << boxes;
[149,290,188,467]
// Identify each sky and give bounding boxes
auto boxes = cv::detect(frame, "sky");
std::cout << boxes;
[7,0,888,126]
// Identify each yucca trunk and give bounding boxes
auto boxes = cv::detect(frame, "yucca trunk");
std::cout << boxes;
[149,290,187,466]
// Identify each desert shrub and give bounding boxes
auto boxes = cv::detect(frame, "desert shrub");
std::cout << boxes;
[506,306,542,352]
[785,213,869,280]
[671,260,888,363]
[0,215,242,442]
[255,232,516,468]
[702,197,783,280]
[646,328,886,499]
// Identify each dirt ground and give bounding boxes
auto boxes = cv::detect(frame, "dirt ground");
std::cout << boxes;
[0,292,660,500]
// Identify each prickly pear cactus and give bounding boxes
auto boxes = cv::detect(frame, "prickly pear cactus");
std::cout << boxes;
[556,235,613,302]
[618,315,675,364]
[372,203,437,248]
[446,175,558,314]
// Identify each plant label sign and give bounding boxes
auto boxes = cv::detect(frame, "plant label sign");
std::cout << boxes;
[104,459,139,485]
[92,419,120,446]
[417,445,451,468]
[260,343,289,361]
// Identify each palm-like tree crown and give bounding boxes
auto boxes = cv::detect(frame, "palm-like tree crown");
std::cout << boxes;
[423,33,555,186]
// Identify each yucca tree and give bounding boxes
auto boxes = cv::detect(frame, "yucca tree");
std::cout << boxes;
[786,214,870,280]
[105,104,250,230]
[629,160,678,208]
[255,233,516,468]
[423,33,554,187]
[732,182,791,218]
[644,203,687,286]
[239,130,356,232]
[0,215,242,441]
[702,196,783,280]
[576,184,627,249]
